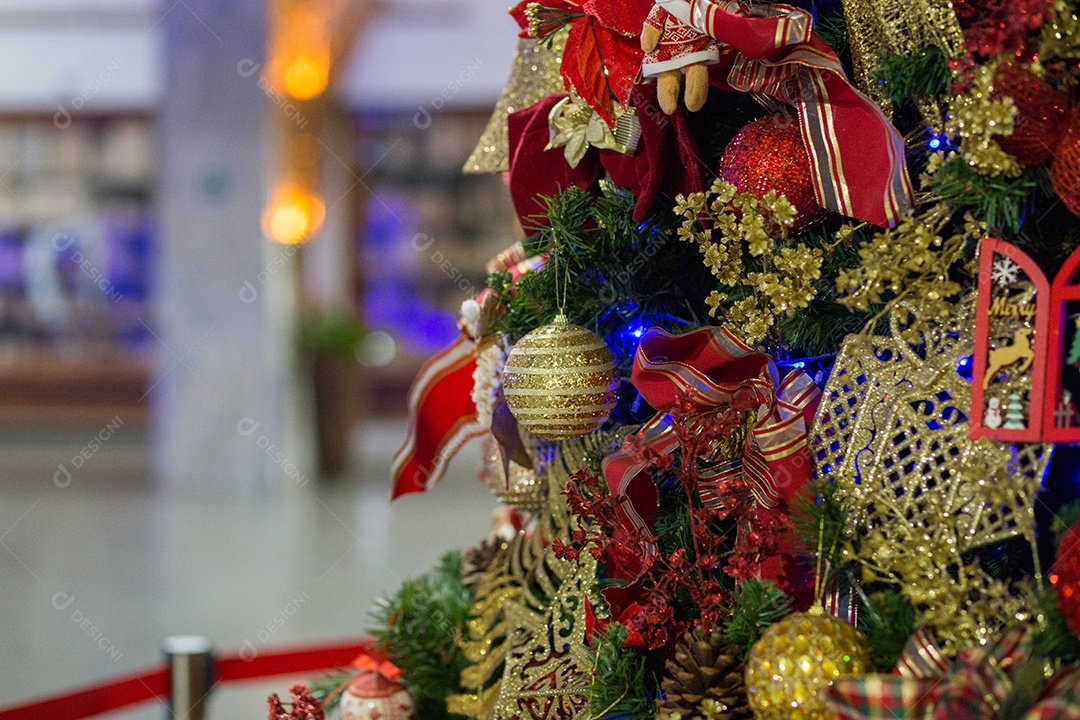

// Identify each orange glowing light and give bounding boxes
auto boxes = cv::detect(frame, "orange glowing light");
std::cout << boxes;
[284,52,329,100]
[264,185,325,244]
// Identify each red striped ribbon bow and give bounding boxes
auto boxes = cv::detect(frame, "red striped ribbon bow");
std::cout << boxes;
[658,0,913,228]
[602,325,820,551]
[391,242,545,499]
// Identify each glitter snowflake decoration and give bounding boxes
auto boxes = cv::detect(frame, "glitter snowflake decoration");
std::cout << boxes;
[991,257,1021,288]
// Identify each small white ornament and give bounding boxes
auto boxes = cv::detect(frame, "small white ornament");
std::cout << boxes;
[337,672,415,720]
[984,397,1003,429]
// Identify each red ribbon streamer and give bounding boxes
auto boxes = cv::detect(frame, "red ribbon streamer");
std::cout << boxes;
[391,334,487,499]
[659,0,914,227]
[391,243,545,500]
[0,638,372,720]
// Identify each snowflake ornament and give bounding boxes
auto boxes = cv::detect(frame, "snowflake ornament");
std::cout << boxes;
[991,257,1021,288]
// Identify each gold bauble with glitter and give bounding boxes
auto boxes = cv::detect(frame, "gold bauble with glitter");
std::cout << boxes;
[745,612,871,720]
[502,315,619,439]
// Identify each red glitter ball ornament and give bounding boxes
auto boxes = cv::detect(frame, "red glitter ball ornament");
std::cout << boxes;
[718,115,825,232]
[1050,109,1080,219]
[992,62,1069,167]
[1052,517,1080,640]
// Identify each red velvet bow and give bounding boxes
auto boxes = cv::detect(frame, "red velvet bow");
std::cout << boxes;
[507,83,706,229]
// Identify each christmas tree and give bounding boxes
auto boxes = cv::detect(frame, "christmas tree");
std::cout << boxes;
[1003,391,1027,430]
[275,1,1080,718]
[1068,317,1080,365]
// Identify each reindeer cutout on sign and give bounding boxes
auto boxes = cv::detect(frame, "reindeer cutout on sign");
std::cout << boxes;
[983,328,1035,389]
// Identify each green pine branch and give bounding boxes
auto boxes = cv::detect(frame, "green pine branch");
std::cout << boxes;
[875,47,951,104]
[1031,585,1080,662]
[928,161,1050,234]
[367,551,472,720]
[856,589,916,671]
[495,185,713,364]
[792,478,851,582]
[721,580,792,660]
[588,623,659,720]
[1052,500,1080,543]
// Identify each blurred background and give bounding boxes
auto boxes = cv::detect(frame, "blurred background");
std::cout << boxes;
[0,0,519,715]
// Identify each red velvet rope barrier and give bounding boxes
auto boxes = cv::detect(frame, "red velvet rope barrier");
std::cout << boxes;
[0,637,373,720]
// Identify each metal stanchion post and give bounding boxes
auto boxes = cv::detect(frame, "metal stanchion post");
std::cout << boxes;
[162,635,214,720]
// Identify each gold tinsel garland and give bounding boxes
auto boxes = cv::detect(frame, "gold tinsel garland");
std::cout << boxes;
[810,296,1050,654]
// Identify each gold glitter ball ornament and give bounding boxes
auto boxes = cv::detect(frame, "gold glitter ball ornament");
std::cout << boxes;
[502,315,619,439]
[745,612,871,720]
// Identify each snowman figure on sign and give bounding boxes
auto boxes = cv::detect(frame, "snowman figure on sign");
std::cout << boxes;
[984,396,1004,429]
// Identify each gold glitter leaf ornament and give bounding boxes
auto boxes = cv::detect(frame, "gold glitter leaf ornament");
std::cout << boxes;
[744,612,871,720]
[809,296,1050,654]
[464,31,568,174]
[840,0,965,128]
[503,315,620,439]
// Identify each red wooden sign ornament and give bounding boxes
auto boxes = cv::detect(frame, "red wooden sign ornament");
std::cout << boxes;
[970,237,1049,442]
[1044,243,1080,442]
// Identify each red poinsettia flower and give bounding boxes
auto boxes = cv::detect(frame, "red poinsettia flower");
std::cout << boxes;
[510,0,651,126]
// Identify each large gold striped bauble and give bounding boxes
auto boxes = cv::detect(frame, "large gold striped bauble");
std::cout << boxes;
[503,315,619,439]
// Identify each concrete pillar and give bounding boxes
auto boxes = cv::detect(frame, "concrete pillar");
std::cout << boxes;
[154,0,312,493]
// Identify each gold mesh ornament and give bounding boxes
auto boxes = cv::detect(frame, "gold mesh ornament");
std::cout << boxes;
[503,315,620,440]
[463,30,568,174]
[840,0,965,129]
[809,296,1051,654]
[744,612,871,720]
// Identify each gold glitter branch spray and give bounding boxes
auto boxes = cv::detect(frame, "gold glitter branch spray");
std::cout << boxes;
[502,230,620,439]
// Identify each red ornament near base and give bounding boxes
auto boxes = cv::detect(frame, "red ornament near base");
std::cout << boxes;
[1053,517,1080,641]
[717,114,826,232]
[337,659,415,720]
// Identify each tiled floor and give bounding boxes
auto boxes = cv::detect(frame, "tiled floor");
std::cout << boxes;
[0,420,501,719]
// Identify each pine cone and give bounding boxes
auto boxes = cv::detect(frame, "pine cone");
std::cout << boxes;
[657,626,751,720]
[461,538,501,591]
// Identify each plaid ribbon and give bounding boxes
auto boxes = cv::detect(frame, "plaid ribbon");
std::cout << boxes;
[825,627,1080,720]
[657,0,913,228]
[602,325,820,537]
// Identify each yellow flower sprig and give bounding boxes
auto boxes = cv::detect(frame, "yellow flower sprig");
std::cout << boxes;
[834,203,982,342]
[943,61,1022,178]
[674,180,823,346]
